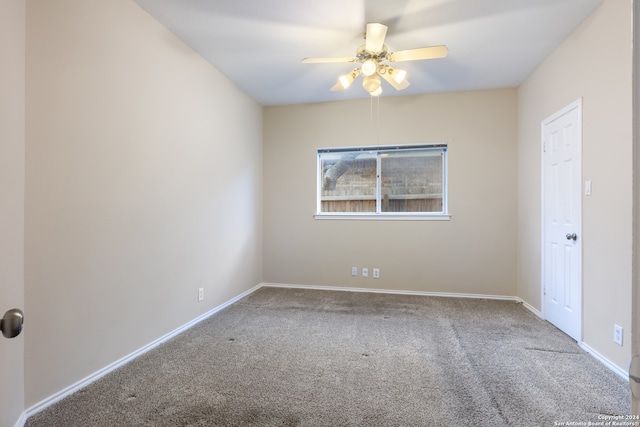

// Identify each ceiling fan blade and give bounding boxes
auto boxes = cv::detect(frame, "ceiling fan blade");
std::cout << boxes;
[302,57,356,64]
[379,67,410,91]
[388,45,449,62]
[365,23,387,53]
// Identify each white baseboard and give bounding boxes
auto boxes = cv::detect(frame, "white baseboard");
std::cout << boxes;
[519,299,544,318]
[579,342,629,381]
[14,411,26,427]
[25,283,262,420]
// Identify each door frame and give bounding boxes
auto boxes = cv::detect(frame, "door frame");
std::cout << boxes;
[540,98,583,342]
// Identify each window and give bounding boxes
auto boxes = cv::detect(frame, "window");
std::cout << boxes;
[316,144,448,219]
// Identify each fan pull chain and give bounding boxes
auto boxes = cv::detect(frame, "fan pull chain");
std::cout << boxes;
[370,94,374,128]
[370,94,381,145]
[377,95,380,145]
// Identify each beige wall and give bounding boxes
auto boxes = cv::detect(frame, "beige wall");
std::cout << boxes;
[264,90,517,296]
[25,0,263,407]
[517,0,632,371]
[0,1,26,426]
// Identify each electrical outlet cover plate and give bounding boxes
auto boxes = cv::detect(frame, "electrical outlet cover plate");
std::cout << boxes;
[614,324,623,346]
[362,268,368,277]
[351,267,358,276]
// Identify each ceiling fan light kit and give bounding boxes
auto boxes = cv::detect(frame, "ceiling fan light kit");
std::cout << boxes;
[370,87,382,97]
[392,69,407,85]
[360,59,378,77]
[331,68,360,92]
[362,74,382,93]
[303,23,448,97]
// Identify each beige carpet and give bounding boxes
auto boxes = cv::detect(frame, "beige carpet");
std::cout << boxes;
[26,286,630,426]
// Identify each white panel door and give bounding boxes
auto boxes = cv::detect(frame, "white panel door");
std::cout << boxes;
[543,100,582,342]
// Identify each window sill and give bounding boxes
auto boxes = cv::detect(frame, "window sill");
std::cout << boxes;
[314,213,451,221]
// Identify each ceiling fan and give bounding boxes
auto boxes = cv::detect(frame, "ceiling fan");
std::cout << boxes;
[302,23,448,96]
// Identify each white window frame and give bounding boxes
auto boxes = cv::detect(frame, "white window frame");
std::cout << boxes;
[315,143,450,221]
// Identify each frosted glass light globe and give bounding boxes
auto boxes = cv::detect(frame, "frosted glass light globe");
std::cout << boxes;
[361,59,377,77]
[362,74,381,93]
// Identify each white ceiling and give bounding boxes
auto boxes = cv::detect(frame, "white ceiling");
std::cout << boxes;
[132,0,604,106]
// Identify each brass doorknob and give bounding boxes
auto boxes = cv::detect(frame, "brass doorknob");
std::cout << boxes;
[1,309,24,339]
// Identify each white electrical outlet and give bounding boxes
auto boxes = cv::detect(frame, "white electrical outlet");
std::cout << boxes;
[373,268,380,279]
[362,268,368,277]
[198,288,204,302]
[614,324,623,346]
[351,266,358,276]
